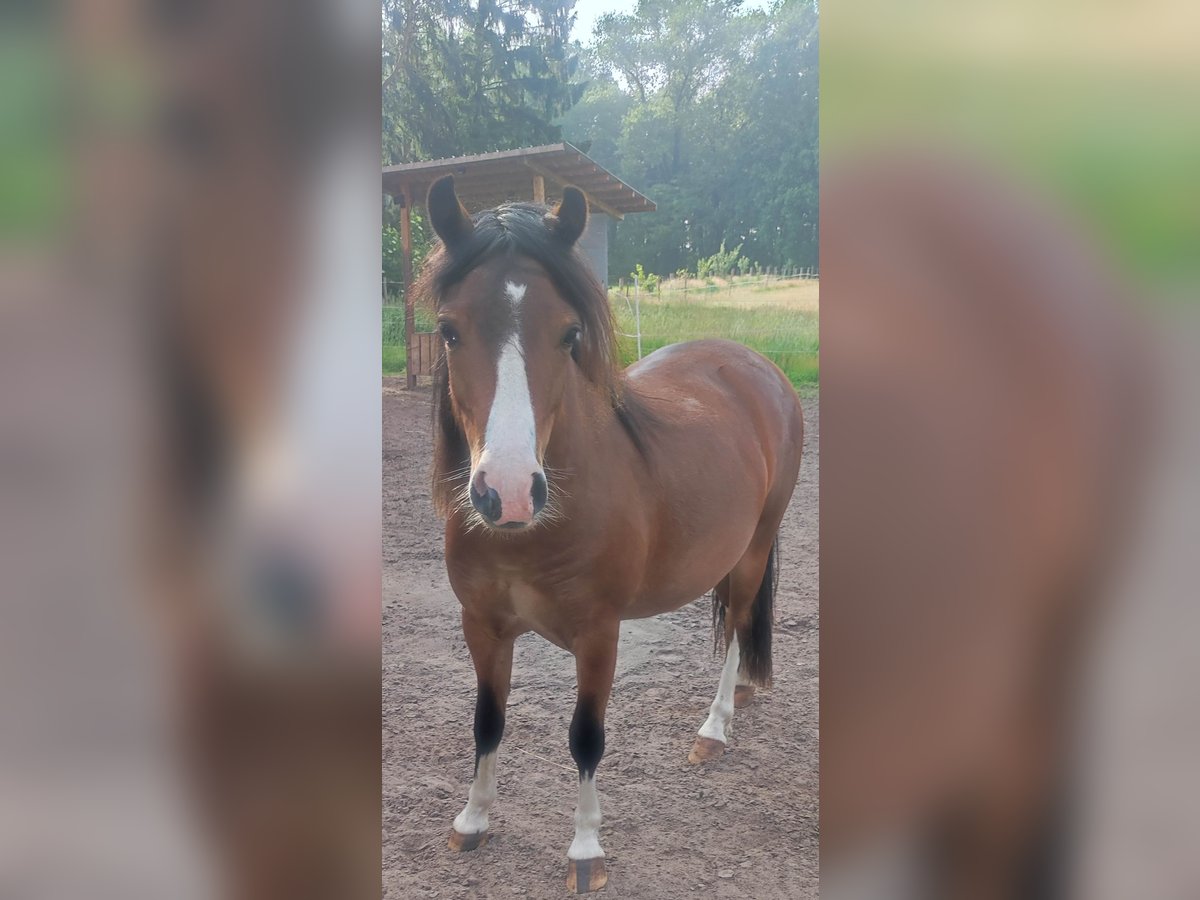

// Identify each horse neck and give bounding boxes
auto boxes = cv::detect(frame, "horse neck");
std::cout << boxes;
[542,372,633,496]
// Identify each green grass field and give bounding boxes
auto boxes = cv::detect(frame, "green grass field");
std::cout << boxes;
[611,290,819,386]
[383,278,819,386]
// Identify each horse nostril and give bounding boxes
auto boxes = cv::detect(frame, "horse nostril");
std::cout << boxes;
[531,471,548,516]
[470,474,502,522]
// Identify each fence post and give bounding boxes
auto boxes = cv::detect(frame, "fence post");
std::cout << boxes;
[633,274,642,360]
[400,190,415,389]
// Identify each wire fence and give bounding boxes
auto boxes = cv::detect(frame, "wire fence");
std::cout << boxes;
[612,269,817,304]
[610,273,819,359]
[383,271,819,383]
[382,271,816,311]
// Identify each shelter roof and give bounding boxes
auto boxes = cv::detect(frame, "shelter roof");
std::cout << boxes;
[382,143,655,219]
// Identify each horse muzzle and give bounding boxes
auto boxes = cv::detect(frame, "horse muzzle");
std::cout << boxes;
[470,469,548,528]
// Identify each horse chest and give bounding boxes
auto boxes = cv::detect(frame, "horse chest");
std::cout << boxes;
[505,580,546,624]
[454,565,575,646]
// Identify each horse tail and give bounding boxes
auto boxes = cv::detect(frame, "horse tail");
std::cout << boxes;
[711,583,727,655]
[739,536,778,687]
[710,535,779,686]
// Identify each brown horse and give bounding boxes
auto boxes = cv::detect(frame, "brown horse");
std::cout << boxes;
[418,175,805,892]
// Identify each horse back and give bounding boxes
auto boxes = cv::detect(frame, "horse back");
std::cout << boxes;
[625,338,804,489]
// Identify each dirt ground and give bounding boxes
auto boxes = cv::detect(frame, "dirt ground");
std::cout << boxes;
[383,379,819,899]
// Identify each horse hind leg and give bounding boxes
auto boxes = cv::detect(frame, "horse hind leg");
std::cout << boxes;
[732,562,760,704]
[710,575,758,709]
[689,538,778,764]
[734,671,757,708]
[735,535,777,691]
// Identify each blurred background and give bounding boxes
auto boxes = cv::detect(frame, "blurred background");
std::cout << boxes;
[821,1,1199,898]
[1,1,380,897]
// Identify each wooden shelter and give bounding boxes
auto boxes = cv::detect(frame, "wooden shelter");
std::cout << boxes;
[383,143,656,387]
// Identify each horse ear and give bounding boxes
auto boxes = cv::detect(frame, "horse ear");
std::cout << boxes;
[547,186,588,245]
[427,175,474,248]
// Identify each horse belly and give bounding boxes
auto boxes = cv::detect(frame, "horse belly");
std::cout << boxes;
[625,518,761,619]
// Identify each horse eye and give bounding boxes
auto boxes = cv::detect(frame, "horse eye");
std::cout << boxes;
[562,325,582,347]
[439,322,460,347]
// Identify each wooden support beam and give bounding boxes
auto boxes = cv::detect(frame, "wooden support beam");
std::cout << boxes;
[400,188,416,390]
[532,173,545,204]
[576,192,626,221]
[522,158,624,220]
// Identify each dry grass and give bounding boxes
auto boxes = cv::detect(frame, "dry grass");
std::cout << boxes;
[631,275,820,311]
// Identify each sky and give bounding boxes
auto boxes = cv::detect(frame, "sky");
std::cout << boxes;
[570,0,638,44]
[570,0,775,45]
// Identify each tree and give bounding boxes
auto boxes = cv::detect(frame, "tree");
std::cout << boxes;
[382,0,586,164]
[563,0,819,278]
[380,0,818,282]
[382,0,590,284]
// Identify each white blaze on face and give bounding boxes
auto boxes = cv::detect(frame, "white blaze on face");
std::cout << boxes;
[474,281,541,524]
[453,751,498,836]
[568,774,605,860]
[698,632,741,744]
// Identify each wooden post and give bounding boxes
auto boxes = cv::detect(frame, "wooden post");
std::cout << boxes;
[400,188,416,389]
[633,273,642,360]
[532,174,545,204]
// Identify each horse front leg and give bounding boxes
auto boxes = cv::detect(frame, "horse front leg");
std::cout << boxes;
[449,609,515,852]
[566,620,619,894]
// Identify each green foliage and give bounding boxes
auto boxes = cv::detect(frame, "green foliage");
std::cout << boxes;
[696,241,745,279]
[630,263,659,294]
[0,30,66,240]
[382,0,589,291]
[381,225,407,299]
[382,206,429,300]
[380,0,819,298]
[564,0,819,280]
[383,0,584,163]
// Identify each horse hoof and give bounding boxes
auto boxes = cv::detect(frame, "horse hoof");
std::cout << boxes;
[688,736,726,764]
[567,857,608,893]
[448,829,488,852]
[734,685,756,708]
